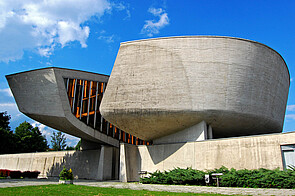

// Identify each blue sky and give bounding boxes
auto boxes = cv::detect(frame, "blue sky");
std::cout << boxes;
[0,0,295,147]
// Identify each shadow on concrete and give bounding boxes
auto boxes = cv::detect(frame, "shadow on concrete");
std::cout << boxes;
[46,149,102,180]
[146,142,186,165]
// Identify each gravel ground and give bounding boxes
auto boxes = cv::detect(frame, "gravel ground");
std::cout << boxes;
[0,179,295,196]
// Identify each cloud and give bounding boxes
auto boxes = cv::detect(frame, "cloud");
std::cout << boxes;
[98,34,115,43]
[31,121,48,134]
[0,103,16,107]
[112,2,130,20]
[0,0,112,62]
[0,88,13,97]
[141,7,169,37]
[31,120,79,146]
[287,105,295,111]
[0,102,23,121]
[285,114,295,120]
[64,134,80,147]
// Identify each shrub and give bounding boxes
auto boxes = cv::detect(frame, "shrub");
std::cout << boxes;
[22,171,40,178]
[140,167,206,185]
[219,168,295,189]
[0,169,10,177]
[140,166,295,189]
[9,170,22,179]
[59,166,74,180]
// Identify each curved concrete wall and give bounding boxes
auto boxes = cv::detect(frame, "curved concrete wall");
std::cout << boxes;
[100,36,290,140]
[6,68,119,147]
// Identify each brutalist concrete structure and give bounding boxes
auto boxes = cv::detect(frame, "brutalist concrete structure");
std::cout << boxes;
[100,36,290,140]
[4,36,294,181]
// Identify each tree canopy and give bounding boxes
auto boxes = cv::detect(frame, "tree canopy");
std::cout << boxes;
[51,131,67,151]
[0,111,80,154]
[15,121,48,153]
[0,112,17,154]
[0,111,11,131]
[0,112,48,154]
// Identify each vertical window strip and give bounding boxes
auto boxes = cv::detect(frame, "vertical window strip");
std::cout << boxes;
[93,81,99,129]
[79,80,85,120]
[72,79,77,113]
[100,82,105,132]
[86,81,92,125]
[66,78,69,92]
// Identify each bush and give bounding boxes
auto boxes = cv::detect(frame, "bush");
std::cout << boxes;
[9,170,22,179]
[140,166,295,189]
[140,167,206,185]
[59,166,74,180]
[0,169,10,177]
[22,171,40,178]
[0,169,40,178]
[220,168,295,189]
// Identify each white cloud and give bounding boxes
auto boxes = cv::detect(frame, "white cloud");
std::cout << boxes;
[0,88,13,97]
[31,120,79,147]
[0,101,23,121]
[141,7,169,37]
[31,121,47,133]
[0,0,112,62]
[64,133,80,147]
[287,105,295,111]
[112,2,130,20]
[98,34,115,43]
[285,114,295,120]
[0,103,16,107]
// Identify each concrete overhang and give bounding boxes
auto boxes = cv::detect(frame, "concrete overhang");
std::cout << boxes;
[6,67,119,147]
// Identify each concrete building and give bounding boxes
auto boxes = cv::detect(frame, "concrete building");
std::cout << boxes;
[3,36,295,181]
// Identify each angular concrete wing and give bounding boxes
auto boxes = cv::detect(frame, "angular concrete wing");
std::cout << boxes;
[6,67,119,147]
[100,36,290,140]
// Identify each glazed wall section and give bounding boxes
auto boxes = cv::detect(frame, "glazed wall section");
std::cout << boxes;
[65,77,151,145]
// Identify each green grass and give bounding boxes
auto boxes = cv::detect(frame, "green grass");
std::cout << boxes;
[0,184,237,196]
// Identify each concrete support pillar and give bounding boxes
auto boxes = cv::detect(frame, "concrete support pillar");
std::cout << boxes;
[80,139,119,180]
[208,125,213,139]
[97,146,113,180]
[119,143,139,182]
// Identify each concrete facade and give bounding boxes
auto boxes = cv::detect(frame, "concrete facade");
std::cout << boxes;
[0,146,119,180]
[100,36,290,140]
[120,132,295,181]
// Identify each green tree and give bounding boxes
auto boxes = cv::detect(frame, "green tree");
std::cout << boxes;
[0,112,17,154]
[0,111,10,130]
[65,146,75,150]
[51,131,67,151]
[14,121,48,153]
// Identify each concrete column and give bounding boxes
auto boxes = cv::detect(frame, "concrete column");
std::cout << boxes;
[208,125,213,139]
[97,146,113,180]
[119,143,139,182]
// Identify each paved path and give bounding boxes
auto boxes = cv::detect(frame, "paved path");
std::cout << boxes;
[0,179,295,196]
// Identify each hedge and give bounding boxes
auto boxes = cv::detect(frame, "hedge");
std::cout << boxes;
[0,169,40,179]
[140,166,295,189]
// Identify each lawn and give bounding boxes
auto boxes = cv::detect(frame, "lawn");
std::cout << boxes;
[0,184,237,196]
